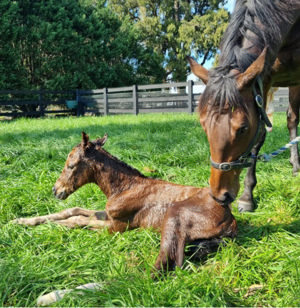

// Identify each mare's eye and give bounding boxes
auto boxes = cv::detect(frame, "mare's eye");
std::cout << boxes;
[238,125,249,136]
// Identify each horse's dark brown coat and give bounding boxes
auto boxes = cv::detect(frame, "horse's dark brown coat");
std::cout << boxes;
[188,0,300,212]
[14,132,237,272]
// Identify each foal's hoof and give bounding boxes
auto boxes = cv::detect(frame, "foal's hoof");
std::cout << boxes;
[237,200,255,213]
[10,218,21,224]
[10,217,35,226]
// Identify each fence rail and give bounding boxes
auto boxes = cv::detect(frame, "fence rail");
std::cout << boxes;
[0,82,289,118]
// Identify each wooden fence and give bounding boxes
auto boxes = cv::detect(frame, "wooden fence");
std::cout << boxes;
[0,82,289,118]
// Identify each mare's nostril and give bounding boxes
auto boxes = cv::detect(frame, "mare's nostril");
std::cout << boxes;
[210,189,235,206]
[222,192,234,205]
[52,186,57,196]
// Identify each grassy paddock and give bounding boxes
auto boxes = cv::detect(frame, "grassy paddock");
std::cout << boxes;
[0,113,299,307]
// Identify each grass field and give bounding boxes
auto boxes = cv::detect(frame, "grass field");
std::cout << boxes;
[0,112,299,307]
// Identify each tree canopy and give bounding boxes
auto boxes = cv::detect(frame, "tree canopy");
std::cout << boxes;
[0,0,164,90]
[0,0,229,89]
[109,0,229,81]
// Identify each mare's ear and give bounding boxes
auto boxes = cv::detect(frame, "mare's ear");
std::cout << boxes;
[236,47,267,90]
[186,56,209,85]
[95,133,108,147]
[81,131,90,148]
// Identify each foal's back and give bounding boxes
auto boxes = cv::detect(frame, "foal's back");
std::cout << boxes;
[112,178,202,230]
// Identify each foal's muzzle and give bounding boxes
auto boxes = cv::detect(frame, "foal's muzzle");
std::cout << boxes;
[52,185,68,200]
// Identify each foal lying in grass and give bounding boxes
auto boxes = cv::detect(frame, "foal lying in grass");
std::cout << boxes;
[14,132,237,272]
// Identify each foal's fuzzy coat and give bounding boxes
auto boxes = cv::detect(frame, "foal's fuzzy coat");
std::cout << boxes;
[14,132,237,271]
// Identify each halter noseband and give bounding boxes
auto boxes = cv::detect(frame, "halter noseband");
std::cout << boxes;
[210,76,272,172]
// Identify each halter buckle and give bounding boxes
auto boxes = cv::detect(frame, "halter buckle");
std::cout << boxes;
[219,162,232,171]
[255,95,263,108]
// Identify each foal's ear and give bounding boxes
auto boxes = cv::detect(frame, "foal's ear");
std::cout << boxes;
[95,133,108,147]
[236,47,267,90]
[186,56,209,85]
[81,131,90,148]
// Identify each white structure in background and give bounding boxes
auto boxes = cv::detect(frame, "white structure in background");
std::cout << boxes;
[186,73,206,94]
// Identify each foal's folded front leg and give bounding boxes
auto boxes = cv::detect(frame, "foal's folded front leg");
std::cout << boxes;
[154,235,185,273]
[154,208,186,272]
[11,207,98,226]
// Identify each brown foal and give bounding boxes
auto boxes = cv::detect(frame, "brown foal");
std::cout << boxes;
[14,132,237,272]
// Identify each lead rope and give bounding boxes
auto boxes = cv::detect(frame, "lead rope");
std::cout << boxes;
[258,136,300,162]
[253,77,300,163]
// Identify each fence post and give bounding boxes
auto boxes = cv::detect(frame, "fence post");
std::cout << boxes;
[76,89,84,116]
[39,92,45,117]
[132,84,139,115]
[103,88,108,115]
[187,80,194,114]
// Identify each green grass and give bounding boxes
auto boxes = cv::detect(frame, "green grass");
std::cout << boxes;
[0,112,299,307]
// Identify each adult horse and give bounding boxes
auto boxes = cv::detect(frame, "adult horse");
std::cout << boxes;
[188,0,300,212]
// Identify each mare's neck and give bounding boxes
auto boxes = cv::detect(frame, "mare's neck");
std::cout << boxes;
[219,0,298,75]
[91,149,146,198]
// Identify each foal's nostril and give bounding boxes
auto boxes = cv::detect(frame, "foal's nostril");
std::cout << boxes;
[52,186,57,196]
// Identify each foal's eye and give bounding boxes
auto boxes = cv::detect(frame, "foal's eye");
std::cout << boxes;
[68,164,76,170]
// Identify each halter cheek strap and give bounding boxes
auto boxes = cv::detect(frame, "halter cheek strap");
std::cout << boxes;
[210,76,272,171]
[253,76,272,128]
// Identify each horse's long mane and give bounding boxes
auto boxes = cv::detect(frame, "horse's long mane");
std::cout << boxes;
[220,0,295,70]
[199,0,297,112]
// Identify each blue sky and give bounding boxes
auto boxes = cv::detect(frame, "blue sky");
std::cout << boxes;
[225,0,236,13]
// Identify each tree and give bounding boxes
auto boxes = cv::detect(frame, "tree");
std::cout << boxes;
[0,0,164,90]
[0,0,28,89]
[109,0,229,81]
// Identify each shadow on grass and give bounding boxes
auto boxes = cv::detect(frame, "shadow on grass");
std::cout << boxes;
[236,217,300,243]
[184,217,300,269]
[1,115,199,140]
[0,112,291,147]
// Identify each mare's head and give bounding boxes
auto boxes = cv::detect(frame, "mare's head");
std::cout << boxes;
[188,49,268,206]
[53,132,107,200]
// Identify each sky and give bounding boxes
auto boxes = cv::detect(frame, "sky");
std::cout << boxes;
[225,0,236,13]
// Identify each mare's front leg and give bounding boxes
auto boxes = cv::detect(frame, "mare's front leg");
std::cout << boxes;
[287,86,300,176]
[12,207,108,228]
[238,129,266,212]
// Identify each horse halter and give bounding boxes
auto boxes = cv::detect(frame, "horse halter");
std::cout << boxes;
[210,76,272,172]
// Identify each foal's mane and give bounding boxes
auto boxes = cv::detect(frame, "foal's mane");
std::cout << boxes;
[93,145,146,178]
[199,0,296,112]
